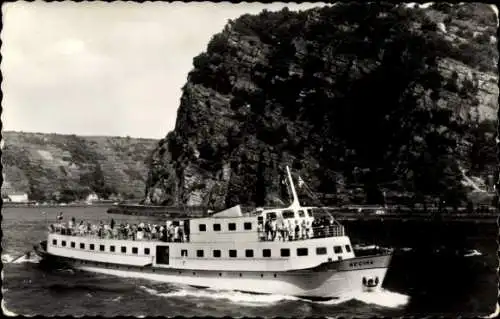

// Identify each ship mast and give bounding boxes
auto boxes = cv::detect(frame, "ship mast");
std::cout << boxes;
[286,166,301,209]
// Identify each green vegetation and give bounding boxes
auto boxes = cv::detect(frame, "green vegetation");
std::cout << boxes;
[2,132,158,202]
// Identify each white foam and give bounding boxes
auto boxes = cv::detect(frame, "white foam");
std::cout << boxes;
[318,289,409,308]
[140,285,409,308]
[139,285,300,306]
[2,253,40,264]
[2,254,15,263]
[11,254,41,264]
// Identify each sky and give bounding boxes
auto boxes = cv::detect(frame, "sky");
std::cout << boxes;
[1,1,327,139]
[2,2,496,139]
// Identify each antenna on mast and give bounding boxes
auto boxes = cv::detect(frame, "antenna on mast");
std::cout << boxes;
[286,166,300,208]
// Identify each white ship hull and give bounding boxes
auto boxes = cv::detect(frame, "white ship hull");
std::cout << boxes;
[77,264,388,298]
[40,249,391,299]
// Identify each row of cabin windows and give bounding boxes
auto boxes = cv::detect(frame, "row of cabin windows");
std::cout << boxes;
[183,245,351,258]
[52,239,150,255]
[199,222,252,232]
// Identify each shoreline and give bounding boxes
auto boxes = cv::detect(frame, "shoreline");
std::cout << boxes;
[4,203,498,223]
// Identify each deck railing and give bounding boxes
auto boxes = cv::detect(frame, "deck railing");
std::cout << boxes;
[48,225,190,242]
[258,224,345,242]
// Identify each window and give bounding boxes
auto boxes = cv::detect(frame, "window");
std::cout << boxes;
[345,245,352,253]
[132,247,138,254]
[297,248,308,256]
[266,212,277,220]
[90,244,95,250]
[306,210,312,217]
[80,243,85,249]
[282,210,295,219]
[298,210,305,218]
[121,246,126,253]
[181,249,188,257]
[62,241,66,247]
[245,249,254,257]
[229,250,237,258]
[244,222,252,230]
[280,248,290,257]
[197,250,204,258]
[263,249,271,257]
[228,223,236,231]
[100,245,105,252]
[145,248,150,255]
[213,223,221,231]
[199,224,206,232]
[71,242,75,248]
[110,245,115,252]
[52,239,57,246]
[316,247,327,255]
[334,246,343,254]
[213,250,221,258]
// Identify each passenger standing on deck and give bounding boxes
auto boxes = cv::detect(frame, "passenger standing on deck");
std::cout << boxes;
[305,219,311,239]
[78,221,85,235]
[276,218,284,241]
[295,220,300,240]
[183,220,190,242]
[151,224,157,239]
[301,220,306,240]
[178,226,184,243]
[173,223,180,242]
[283,220,289,241]
[179,221,185,242]
[136,225,144,240]
[57,212,64,223]
[168,223,175,242]
[271,218,277,241]
[111,218,115,230]
[264,220,271,241]
[68,218,74,235]
[287,220,294,241]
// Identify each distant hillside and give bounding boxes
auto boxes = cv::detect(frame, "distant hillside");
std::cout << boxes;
[1,131,158,202]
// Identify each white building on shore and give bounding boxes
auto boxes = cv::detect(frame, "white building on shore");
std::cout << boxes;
[3,192,29,203]
[86,192,99,204]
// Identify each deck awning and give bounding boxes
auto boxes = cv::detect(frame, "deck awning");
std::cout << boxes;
[212,205,243,218]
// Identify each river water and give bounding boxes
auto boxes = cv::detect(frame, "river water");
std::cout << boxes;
[1,206,497,317]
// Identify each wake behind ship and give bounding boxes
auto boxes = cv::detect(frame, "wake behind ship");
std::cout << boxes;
[36,167,392,299]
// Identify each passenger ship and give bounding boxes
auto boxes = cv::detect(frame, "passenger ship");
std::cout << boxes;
[36,167,392,299]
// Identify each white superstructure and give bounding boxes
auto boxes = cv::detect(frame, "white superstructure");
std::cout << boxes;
[39,167,392,299]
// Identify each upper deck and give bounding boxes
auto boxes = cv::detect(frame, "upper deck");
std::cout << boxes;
[49,207,345,244]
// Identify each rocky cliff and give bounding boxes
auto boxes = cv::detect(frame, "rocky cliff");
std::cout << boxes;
[1,131,158,202]
[145,3,498,208]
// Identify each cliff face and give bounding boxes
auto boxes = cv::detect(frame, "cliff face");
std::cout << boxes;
[145,3,498,208]
[1,131,158,202]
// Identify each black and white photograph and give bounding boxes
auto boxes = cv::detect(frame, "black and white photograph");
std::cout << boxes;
[1,1,499,317]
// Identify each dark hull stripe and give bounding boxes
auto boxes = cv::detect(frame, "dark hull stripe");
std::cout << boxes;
[40,253,390,279]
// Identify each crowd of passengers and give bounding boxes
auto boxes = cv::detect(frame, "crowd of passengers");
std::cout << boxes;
[258,216,341,241]
[49,213,190,242]
[49,212,340,243]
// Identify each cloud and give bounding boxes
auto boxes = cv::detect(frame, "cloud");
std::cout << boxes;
[1,2,326,138]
